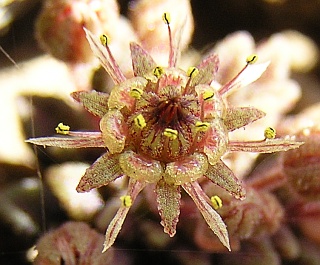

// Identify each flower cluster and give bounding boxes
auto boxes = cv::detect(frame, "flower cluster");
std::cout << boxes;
[27,13,303,252]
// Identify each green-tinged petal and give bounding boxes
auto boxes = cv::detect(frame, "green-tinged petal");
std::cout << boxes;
[224,107,266,131]
[84,27,126,85]
[191,53,219,86]
[164,153,208,185]
[229,138,304,153]
[182,181,231,251]
[100,109,127,154]
[119,150,163,183]
[76,152,122,192]
[71,91,109,117]
[102,178,146,253]
[130,42,157,77]
[156,178,181,237]
[205,159,246,200]
[26,135,105,148]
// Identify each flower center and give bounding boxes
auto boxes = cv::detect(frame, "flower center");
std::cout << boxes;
[127,73,202,163]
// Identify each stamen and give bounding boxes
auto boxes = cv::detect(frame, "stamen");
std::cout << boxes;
[153,66,164,78]
[210,195,223,210]
[130,87,143,99]
[163,128,178,140]
[134,114,147,129]
[55,123,70,135]
[203,90,215,101]
[218,54,260,96]
[120,195,132,207]
[195,121,210,132]
[264,127,276,139]
[100,34,110,46]
[186,66,199,78]
[162,12,175,67]
[246,54,258,64]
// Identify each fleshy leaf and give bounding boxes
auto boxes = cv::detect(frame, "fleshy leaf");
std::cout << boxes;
[102,178,146,252]
[219,61,270,96]
[229,138,304,153]
[205,159,246,200]
[71,91,109,117]
[26,134,105,148]
[76,152,122,192]
[224,107,266,131]
[191,53,219,86]
[182,181,231,251]
[84,27,126,85]
[130,42,157,77]
[156,178,181,237]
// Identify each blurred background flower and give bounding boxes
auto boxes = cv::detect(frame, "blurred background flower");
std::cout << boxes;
[1,0,320,264]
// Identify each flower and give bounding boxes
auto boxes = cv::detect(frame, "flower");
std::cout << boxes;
[27,13,303,252]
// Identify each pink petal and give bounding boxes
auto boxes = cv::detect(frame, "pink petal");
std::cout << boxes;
[76,152,122,192]
[224,107,266,131]
[26,134,105,148]
[84,27,126,85]
[130,42,157,77]
[205,159,246,200]
[71,91,109,117]
[102,178,146,252]
[229,138,304,153]
[156,178,181,237]
[182,181,231,251]
[191,53,219,86]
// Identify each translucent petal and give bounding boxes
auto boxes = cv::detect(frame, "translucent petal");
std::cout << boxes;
[76,152,122,192]
[229,138,304,153]
[164,153,208,185]
[219,61,270,96]
[182,181,231,251]
[119,150,163,183]
[224,107,266,131]
[71,91,109,117]
[191,53,219,86]
[156,178,181,237]
[26,134,105,148]
[130,42,157,77]
[205,159,246,200]
[84,28,126,85]
[203,120,228,165]
[100,109,127,154]
[102,179,146,252]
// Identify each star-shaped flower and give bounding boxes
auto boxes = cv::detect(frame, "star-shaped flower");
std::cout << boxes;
[27,13,303,252]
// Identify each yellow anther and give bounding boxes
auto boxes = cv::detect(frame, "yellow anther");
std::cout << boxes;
[195,121,210,132]
[153,66,164,78]
[211,195,223,210]
[162,12,171,24]
[55,123,70,135]
[264,127,276,139]
[129,87,143,99]
[163,128,178,140]
[120,195,132,207]
[246,54,258,64]
[186,66,199,78]
[203,90,215,101]
[134,114,146,129]
[100,34,110,46]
